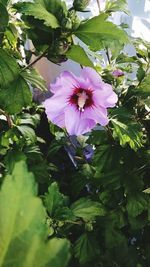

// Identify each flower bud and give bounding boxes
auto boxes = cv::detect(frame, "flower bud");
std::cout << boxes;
[62,17,73,30]
[112,69,124,78]
[73,0,91,11]
[55,38,70,55]
[48,54,68,64]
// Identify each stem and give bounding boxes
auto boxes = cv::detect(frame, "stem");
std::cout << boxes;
[96,0,101,13]
[23,48,48,70]
[64,220,83,225]
[106,48,111,65]
[0,109,13,128]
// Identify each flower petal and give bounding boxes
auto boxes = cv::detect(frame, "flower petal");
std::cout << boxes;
[93,83,118,108]
[65,106,96,135]
[50,71,79,93]
[43,95,66,126]
[83,106,109,126]
[81,67,102,87]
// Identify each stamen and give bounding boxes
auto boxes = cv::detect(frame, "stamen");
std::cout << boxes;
[78,107,85,112]
[77,91,88,111]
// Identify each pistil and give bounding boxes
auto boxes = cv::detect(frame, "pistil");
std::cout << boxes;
[77,91,88,112]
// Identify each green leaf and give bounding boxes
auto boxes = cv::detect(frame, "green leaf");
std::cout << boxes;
[17,125,36,143]
[21,68,47,91]
[15,1,60,28]
[0,76,32,114]
[127,194,149,217]
[105,0,129,15]
[44,182,67,217]
[93,144,123,188]
[71,197,104,221]
[111,118,143,151]
[0,2,9,44]
[73,0,91,12]
[0,49,20,88]
[137,66,145,82]
[138,74,150,97]
[42,0,67,22]
[0,161,70,267]
[44,182,74,220]
[74,233,99,264]
[0,0,10,6]
[105,225,127,249]
[66,44,94,68]
[75,14,128,51]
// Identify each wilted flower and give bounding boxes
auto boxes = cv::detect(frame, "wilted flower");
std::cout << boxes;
[44,67,118,136]
[112,69,124,77]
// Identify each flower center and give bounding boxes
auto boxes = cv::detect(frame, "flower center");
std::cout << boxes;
[69,88,93,111]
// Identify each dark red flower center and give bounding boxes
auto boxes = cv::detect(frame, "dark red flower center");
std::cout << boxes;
[69,88,93,111]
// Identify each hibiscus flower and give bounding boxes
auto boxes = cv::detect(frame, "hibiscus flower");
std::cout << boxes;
[44,67,118,135]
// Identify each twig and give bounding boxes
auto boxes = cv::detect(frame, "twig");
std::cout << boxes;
[64,220,83,225]
[96,0,101,13]
[23,48,48,70]
[106,47,111,65]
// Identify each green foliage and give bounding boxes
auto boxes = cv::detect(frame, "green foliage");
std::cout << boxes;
[71,198,104,221]
[44,182,74,220]
[105,0,129,14]
[127,193,149,217]
[0,0,150,266]
[21,68,47,91]
[0,2,9,44]
[66,44,94,68]
[138,74,150,97]
[75,14,128,51]
[0,161,70,267]
[74,233,99,264]
[15,0,60,28]
[73,0,90,12]
[0,76,32,114]
[111,118,143,151]
[0,49,19,88]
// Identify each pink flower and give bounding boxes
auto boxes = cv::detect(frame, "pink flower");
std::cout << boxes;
[44,67,118,136]
[112,69,124,77]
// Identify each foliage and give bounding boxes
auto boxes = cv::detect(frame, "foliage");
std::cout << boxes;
[0,0,150,266]
[0,161,70,267]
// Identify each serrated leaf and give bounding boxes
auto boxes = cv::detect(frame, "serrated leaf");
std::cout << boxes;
[105,0,129,15]
[93,144,123,187]
[0,49,20,88]
[111,118,143,151]
[127,194,149,217]
[44,182,67,217]
[42,0,67,22]
[138,74,150,97]
[0,2,9,44]
[66,44,94,68]
[0,161,70,267]
[44,182,74,220]
[71,197,104,221]
[74,233,99,264]
[105,225,127,249]
[137,66,145,82]
[75,14,128,51]
[17,125,36,143]
[0,76,32,114]
[15,1,59,28]
[21,68,47,91]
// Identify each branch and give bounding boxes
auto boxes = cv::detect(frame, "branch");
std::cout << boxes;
[96,0,101,13]
[23,48,48,70]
